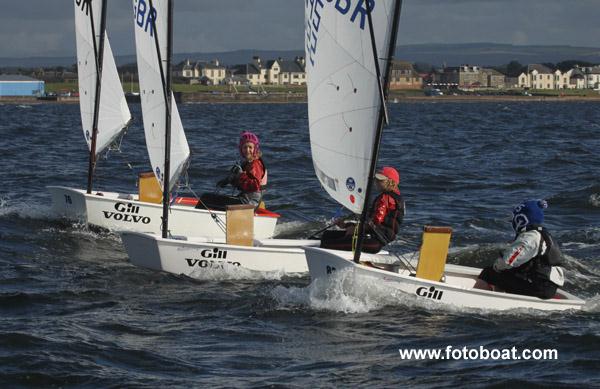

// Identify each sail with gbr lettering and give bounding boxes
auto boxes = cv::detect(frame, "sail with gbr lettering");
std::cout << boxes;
[74,0,131,156]
[305,0,399,213]
[132,0,190,191]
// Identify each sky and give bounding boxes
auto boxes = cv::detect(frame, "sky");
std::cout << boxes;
[0,0,599,58]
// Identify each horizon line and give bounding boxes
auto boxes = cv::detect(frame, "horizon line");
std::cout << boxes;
[2,42,600,61]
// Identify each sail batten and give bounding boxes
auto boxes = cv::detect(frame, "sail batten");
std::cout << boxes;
[305,0,399,214]
[74,0,131,157]
[133,0,190,192]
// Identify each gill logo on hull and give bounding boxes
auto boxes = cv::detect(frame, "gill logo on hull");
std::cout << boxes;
[103,202,151,224]
[415,286,444,300]
[185,248,239,269]
[200,248,227,259]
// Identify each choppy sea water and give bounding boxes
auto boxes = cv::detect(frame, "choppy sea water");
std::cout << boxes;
[0,101,599,387]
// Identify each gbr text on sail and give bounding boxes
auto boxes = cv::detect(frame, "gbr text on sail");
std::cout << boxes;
[306,0,376,66]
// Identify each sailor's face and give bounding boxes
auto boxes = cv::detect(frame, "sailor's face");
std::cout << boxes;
[242,142,255,161]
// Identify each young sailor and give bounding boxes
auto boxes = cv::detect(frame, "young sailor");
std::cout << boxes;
[320,167,405,253]
[474,199,566,299]
[198,131,267,210]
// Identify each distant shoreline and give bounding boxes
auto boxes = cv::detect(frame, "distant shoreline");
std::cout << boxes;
[2,94,600,105]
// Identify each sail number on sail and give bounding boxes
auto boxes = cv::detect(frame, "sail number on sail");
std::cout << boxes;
[306,0,376,65]
[133,0,157,37]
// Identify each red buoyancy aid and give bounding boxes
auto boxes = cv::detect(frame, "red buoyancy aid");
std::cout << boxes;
[236,158,266,193]
[370,191,405,244]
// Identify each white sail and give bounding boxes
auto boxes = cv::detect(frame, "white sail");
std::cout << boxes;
[74,0,131,156]
[305,0,398,213]
[132,0,190,191]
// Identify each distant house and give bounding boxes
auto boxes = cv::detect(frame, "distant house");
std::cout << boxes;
[442,65,482,88]
[518,64,556,89]
[568,67,586,89]
[231,56,306,86]
[555,69,569,89]
[198,61,226,85]
[0,74,45,97]
[517,72,528,89]
[265,57,306,85]
[174,59,195,78]
[223,74,249,86]
[230,60,264,86]
[389,61,422,90]
[436,65,491,88]
[433,65,505,89]
[481,68,506,89]
[582,65,600,89]
[174,59,226,85]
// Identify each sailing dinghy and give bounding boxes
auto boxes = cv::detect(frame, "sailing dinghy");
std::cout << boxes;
[303,0,585,311]
[47,0,278,239]
[121,0,319,277]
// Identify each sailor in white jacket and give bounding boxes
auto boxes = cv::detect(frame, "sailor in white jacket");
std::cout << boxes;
[474,200,565,299]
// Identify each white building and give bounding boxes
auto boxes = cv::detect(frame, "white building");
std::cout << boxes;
[582,66,600,89]
[265,57,306,85]
[174,59,226,85]
[519,64,560,89]
[230,56,306,86]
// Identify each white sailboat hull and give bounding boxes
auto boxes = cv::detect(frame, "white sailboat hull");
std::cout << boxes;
[305,247,585,311]
[121,231,320,276]
[47,186,278,239]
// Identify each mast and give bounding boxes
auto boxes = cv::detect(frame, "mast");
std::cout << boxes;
[148,0,174,238]
[86,0,107,194]
[162,0,174,239]
[353,0,403,263]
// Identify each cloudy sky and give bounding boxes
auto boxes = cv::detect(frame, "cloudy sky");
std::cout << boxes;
[1,0,598,58]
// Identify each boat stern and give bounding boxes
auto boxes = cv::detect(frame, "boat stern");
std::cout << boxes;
[304,247,355,280]
[120,231,163,271]
[46,186,87,219]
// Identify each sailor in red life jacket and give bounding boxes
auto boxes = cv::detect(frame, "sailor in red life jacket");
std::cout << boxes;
[474,199,566,299]
[320,166,405,254]
[198,131,267,211]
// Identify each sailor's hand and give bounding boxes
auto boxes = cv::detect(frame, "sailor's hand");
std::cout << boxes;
[230,164,242,175]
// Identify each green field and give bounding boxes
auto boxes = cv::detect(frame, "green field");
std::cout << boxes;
[43,82,307,94]
[526,88,599,97]
[43,82,599,98]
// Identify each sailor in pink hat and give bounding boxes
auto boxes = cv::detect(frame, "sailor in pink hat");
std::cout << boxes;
[199,131,268,210]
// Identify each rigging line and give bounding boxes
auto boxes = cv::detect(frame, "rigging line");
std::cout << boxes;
[194,197,227,234]
[367,222,417,273]
[104,120,132,157]
[392,251,417,274]
[170,157,226,232]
